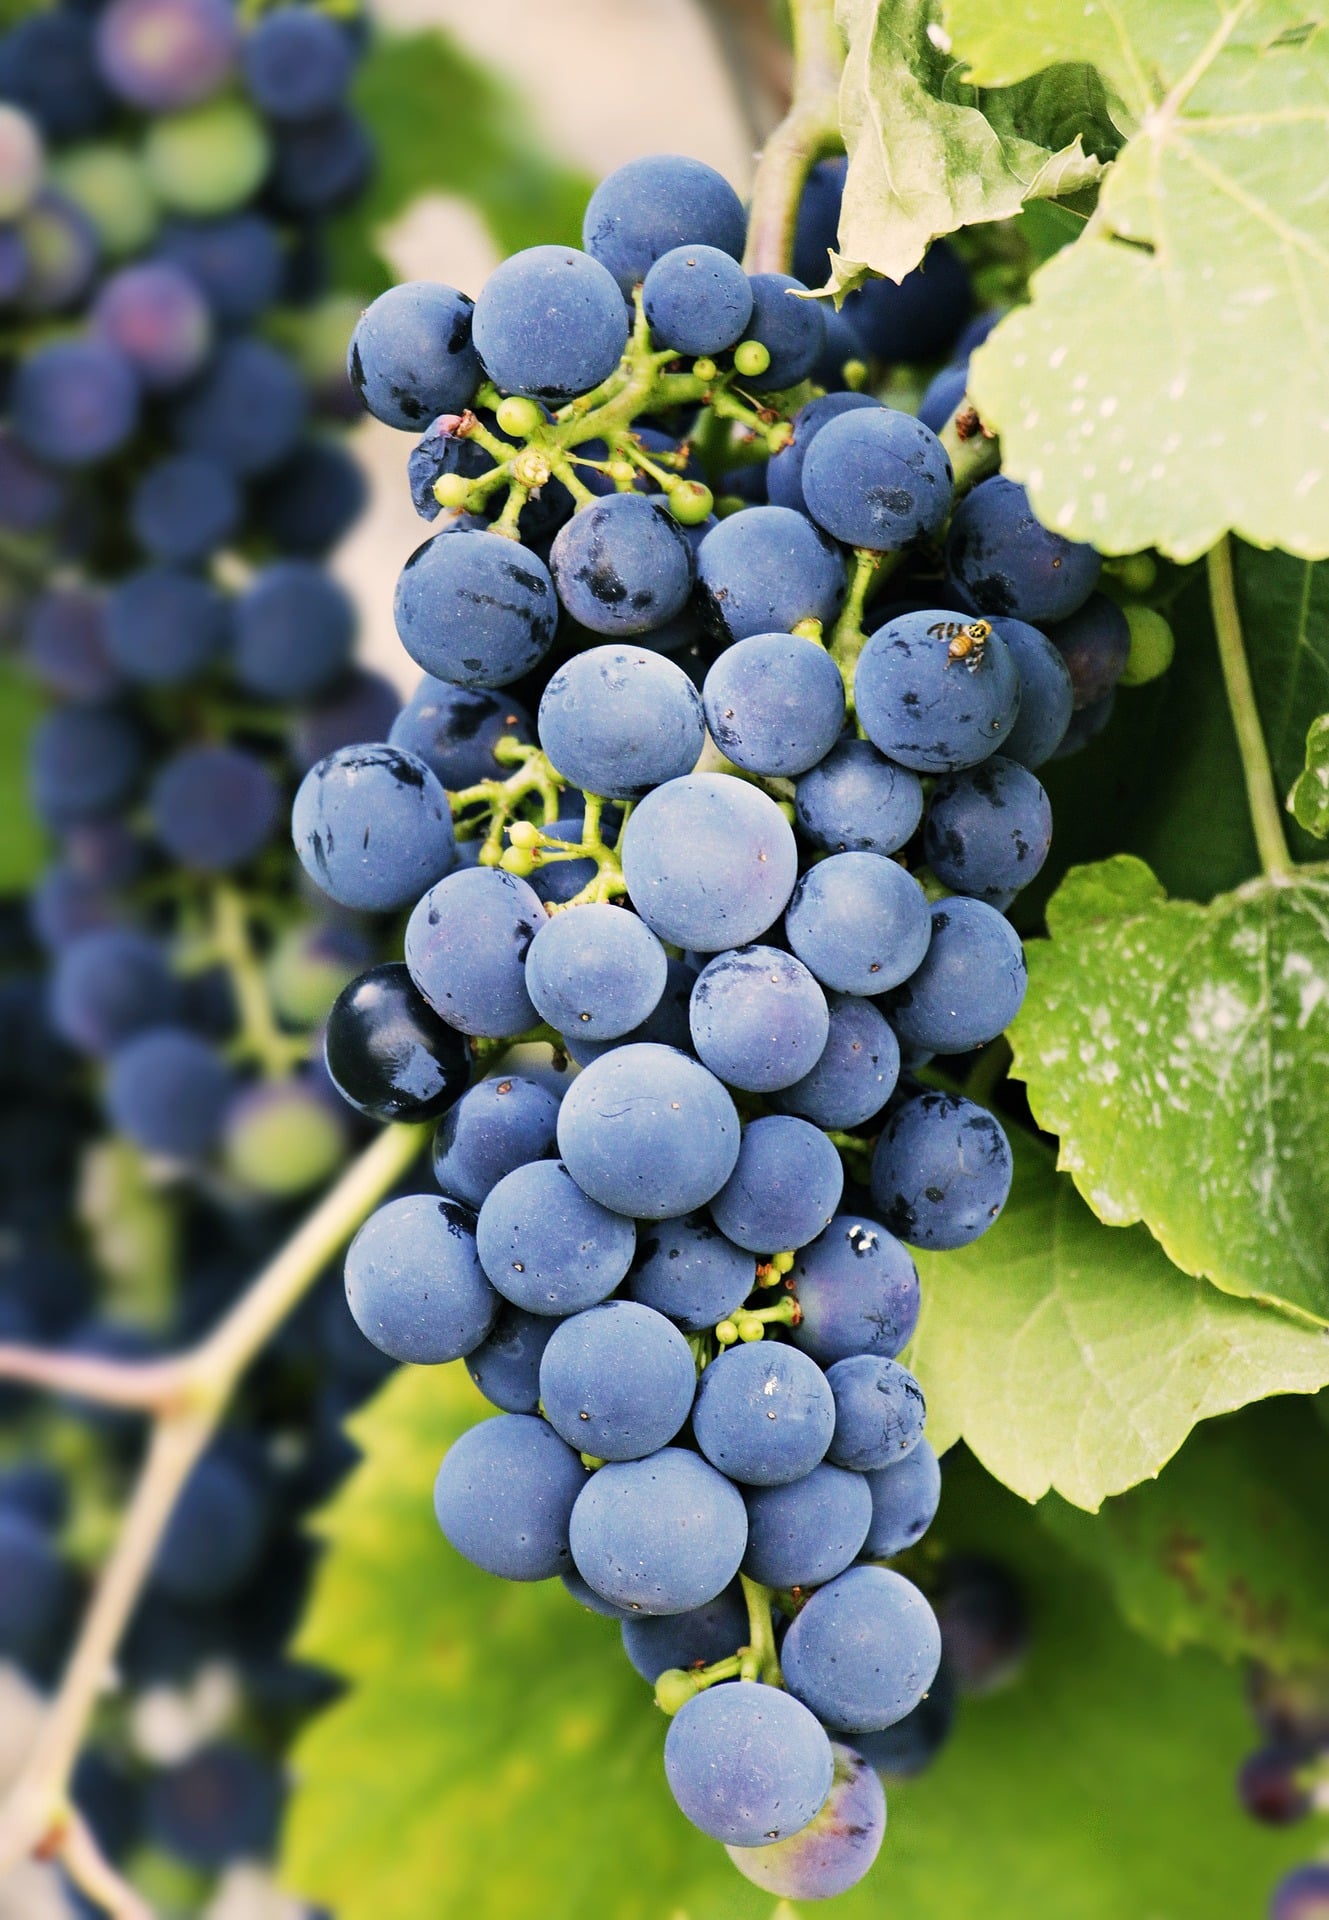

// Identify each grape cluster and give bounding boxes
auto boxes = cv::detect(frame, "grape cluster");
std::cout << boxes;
[0,921,400,1910]
[288,148,1159,1895]
[0,0,401,1197]
[0,8,404,1904]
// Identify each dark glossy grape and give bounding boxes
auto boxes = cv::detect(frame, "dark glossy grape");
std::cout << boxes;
[582,153,746,295]
[348,281,481,430]
[292,741,455,911]
[945,475,1100,624]
[389,677,533,789]
[433,1411,586,1581]
[325,962,470,1122]
[870,1089,1012,1250]
[472,244,627,402]
[694,505,846,646]
[345,1193,498,1365]
[642,243,753,355]
[888,897,1027,1055]
[745,272,826,389]
[394,527,558,689]
[666,1681,833,1846]
[789,1213,920,1366]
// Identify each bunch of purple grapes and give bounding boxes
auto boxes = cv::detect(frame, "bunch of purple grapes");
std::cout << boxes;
[0,0,405,1195]
[279,148,1151,1897]
[0,6,416,1905]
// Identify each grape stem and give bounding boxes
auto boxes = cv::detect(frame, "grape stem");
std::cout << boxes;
[739,1574,784,1685]
[742,0,844,275]
[0,1120,428,1893]
[1206,534,1295,879]
[208,880,310,1078]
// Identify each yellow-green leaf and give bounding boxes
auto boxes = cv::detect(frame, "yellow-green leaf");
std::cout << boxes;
[831,0,1110,289]
[948,0,1329,559]
[1010,855,1329,1321]
[910,1129,1329,1509]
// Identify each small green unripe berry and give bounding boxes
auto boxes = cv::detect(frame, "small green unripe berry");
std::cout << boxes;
[843,357,869,391]
[715,1318,739,1346]
[736,1315,766,1343]
[1119,605,1175,686]
[500,846,537,877]
[609,460,636,485]
[669,481,714,526]
[734,339,771,378]
[434,472,473,510]
[655,1669,701,1715]
[692,356,718,381]
[496,395,543,438]
[478,840,503,867]
[714,495,747,520]
[1114,552,1158,594]
[506,820,543,849]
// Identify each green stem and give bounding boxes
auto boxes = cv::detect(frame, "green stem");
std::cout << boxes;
[0,1120,428,1881]
[743,0,844,275]
[1207,536,1294,879]
[210,883,307,1078]
[829,548,891,692]
[739,1575,784,1685]
[940,402,1002,499]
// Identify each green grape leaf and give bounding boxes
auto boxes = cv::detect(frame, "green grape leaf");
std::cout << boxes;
[331,30,593,296]
[830,0,1111,291]
[909,1129,1329,1509]
[1009,855,1329,1321]
[282,1371,1311,1919]
[1290,715,1329,838]
[0,660,46,897]
[1042,1396,1329,1672]
[947,0,1329,560]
